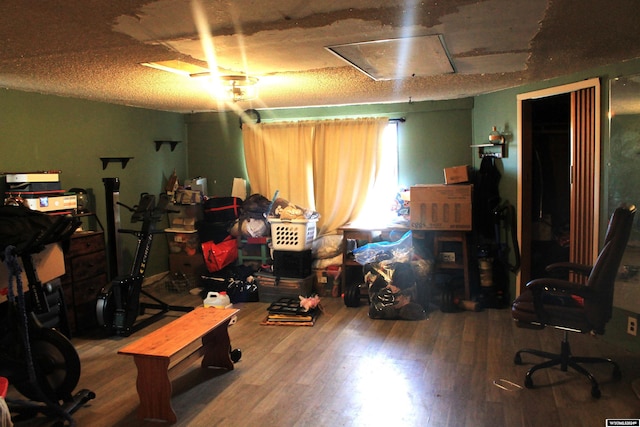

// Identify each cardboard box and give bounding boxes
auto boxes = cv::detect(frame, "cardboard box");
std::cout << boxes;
[410,184,473,230]
[314,268,340,297]
[175,189,203,204]
[5,172,60,183]
[0,243,65,303]
[167,231,200,255]
[170,217,196,231]
[444,165,470,184]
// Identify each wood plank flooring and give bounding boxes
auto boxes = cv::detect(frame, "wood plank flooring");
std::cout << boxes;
[6,280,640,427]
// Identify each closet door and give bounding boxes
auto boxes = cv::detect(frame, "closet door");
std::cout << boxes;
[569,86,600,278]
[516,78,600,294]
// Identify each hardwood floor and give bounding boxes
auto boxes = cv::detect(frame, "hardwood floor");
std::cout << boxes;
[7,280,640,427]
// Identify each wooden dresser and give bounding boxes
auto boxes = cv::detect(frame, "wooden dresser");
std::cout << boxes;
[60,231,108,335]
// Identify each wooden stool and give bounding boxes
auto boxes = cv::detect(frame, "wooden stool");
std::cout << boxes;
[433,231,470,300]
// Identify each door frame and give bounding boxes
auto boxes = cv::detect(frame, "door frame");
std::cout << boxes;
[516,78,601,295]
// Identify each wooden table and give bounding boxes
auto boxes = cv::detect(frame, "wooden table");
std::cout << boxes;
[118,306,239,423]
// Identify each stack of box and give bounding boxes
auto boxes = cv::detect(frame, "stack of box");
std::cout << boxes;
[165,202,204,279]
[256,218,318,302]
[2,171,77,213]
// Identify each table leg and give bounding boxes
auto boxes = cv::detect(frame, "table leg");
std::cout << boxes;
[201,320,234,370]
[133,356,176,423]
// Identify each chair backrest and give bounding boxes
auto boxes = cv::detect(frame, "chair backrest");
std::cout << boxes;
[584,205,636,332]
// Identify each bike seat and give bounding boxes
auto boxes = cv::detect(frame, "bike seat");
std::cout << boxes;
[130,193,156,223]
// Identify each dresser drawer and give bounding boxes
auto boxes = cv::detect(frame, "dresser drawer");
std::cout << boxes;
[73,274,107,306]
[70,251,107,282]
[67,232,105,257]
[60,230,107,335]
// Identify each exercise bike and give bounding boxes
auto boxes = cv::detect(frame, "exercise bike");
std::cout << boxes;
[96,193,193,337]
[0,207,95,426]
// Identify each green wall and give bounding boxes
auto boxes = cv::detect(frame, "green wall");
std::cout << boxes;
[0,89,186,277]
[185,113,247,197]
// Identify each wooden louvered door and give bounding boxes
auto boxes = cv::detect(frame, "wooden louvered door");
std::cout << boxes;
[569,86,601,280]
[517,78,601,294]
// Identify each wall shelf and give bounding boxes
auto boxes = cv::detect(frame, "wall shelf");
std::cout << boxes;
[470,143,506,158]
[100,157,133,169]
[154,140,181,152]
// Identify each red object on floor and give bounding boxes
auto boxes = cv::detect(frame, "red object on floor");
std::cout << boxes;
[0,377,8,398]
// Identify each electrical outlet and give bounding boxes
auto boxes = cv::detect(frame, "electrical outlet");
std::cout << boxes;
[627,316,637,336]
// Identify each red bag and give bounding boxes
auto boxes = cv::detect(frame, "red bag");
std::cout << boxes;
[201,237,238,272]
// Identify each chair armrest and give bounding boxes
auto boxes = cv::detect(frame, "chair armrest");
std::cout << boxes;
[526,277,597,298]
[525,278,597,323]
[545,261,592,277]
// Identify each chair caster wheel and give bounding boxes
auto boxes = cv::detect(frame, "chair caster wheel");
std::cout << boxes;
[524,376,534,389]
[591,386,601,398]
[231,348,242,363]
[514,354,522,365]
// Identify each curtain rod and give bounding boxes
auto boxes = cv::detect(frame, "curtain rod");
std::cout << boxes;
[245,115,406,125]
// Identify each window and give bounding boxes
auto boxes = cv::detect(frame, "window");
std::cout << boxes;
[352,121,399,226]
[242,117,393,234]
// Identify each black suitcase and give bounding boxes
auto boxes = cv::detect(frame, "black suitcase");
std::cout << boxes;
[203,197,242,223]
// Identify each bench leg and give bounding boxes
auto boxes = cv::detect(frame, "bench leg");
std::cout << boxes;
[133,356,176,423]
[201,320,234,371]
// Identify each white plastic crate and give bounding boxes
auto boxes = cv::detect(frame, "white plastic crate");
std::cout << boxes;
[269,218,317,251]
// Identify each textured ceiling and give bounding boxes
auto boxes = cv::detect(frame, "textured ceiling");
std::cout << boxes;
[1,0,639,113]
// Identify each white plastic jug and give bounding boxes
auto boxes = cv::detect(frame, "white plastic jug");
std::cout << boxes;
[203,291,231,309]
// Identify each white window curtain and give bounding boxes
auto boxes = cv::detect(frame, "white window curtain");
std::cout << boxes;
[242,117,388,235]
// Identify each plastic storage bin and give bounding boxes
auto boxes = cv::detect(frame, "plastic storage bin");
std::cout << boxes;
[269,218,317,251]
[255,272,314,302]
[273,249,312,278]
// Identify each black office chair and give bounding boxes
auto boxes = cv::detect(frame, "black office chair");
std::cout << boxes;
[511,204,636,398]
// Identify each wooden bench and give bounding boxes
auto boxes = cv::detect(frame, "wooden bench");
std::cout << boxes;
[118,306,239,423]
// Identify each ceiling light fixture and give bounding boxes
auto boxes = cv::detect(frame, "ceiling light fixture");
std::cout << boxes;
[141,61,259,102]
[220,75,259,102]
[191,74,259,102]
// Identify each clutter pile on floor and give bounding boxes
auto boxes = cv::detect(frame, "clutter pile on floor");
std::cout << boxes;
[261,295,323,326]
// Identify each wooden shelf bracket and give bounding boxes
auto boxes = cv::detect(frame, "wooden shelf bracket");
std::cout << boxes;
[100,157,134,170]
[154,140,181,152]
